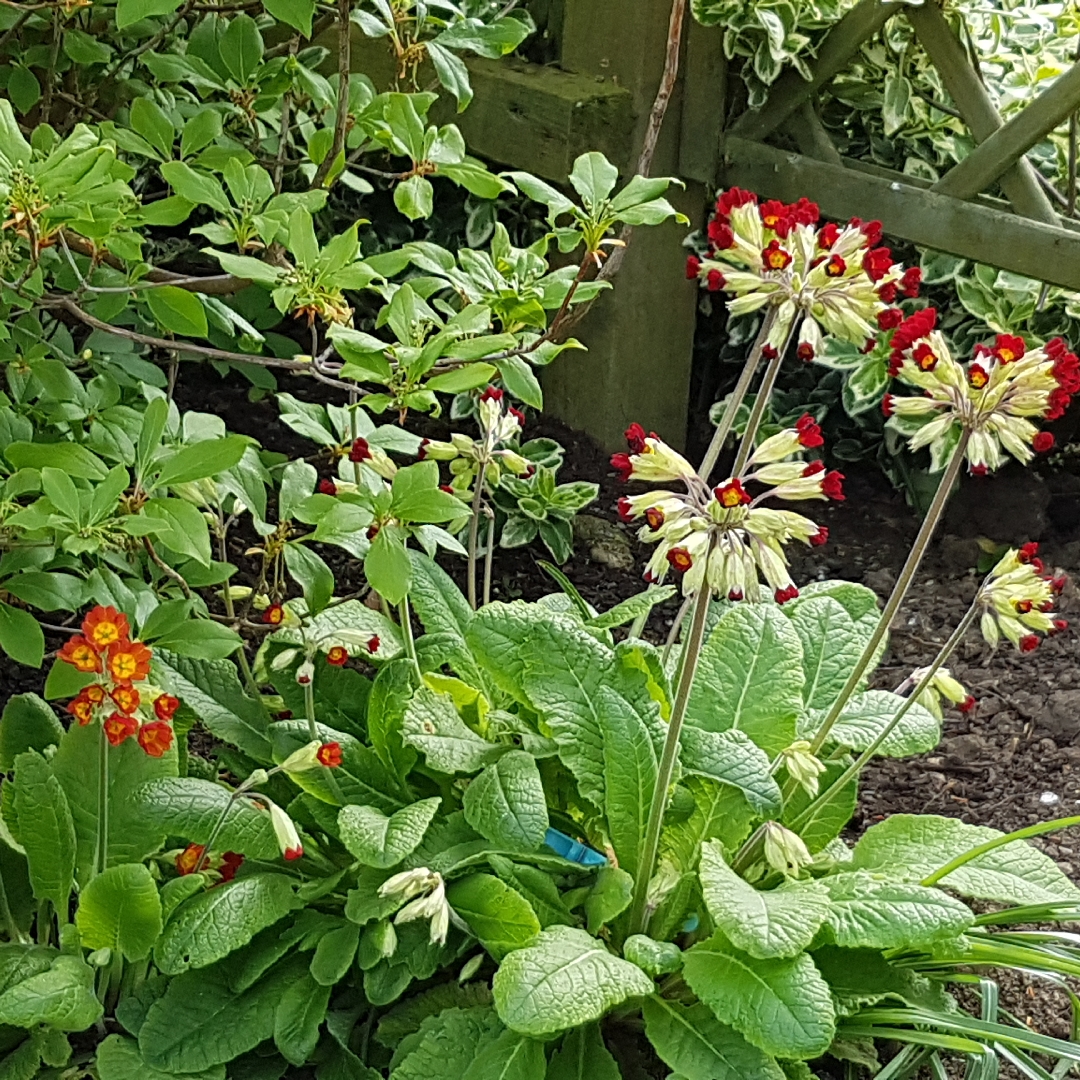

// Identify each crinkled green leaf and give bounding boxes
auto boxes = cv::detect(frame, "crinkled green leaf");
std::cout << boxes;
[155,873,297,974]
[447,873,540,961]
[338,798,441,868]
[0,954,102,1031]
[76,863,162,961]
[682,932,835,1059]
[463,751,547,853]
[492,926,653,1036]
[815,689,940,758]
[852,814,1080,905]
[402,688,501,774]
[698,841,830,960]
[12,751,76,914]
[680,727,781,816]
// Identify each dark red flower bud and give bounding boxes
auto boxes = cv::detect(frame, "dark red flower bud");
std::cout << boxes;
[686,254,702,280]
[1020,634,1040,653]
[822,470,845,501]
[809,527,829,547]
[1033,431,1055,453]
[319,478,337,495]
[349,438,371,462]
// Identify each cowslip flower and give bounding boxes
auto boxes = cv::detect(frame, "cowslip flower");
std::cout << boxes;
[379,868,453,946]
[978,544,1066,651]
[267,801,304,861]
[763,822,813,877]
[781,741,826,797]
[614,419,836,601]
[688,190,908,357]
[175,844,244,883]
[884,315,1071,473]
[58,605,178,758]
[907,666,973,720]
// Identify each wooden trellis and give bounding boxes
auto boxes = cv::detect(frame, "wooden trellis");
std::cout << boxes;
[342,0,1080,450]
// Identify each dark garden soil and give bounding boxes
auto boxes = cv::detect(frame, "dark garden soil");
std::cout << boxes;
[4,362,1080,1065]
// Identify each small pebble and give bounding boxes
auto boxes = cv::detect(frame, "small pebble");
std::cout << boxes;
[1040,791,1061,807]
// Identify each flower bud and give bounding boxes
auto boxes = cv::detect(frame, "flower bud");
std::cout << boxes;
[267,802,303,861]
[763,822,813,877]
[279,740,322,773]
[781,741,826,797]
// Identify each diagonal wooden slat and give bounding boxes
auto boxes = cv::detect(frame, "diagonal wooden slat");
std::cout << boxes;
[932,60,1080,200]
[729,0,904,142]
[721,135,1080,289]
[906,2,1057,224]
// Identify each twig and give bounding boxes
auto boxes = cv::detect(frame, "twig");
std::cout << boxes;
[913,87,962,120]
[312,0,352,188]
[266,11,335,55]
[273,41,298,194]
[143,537,194,600]
[0,7,33,49]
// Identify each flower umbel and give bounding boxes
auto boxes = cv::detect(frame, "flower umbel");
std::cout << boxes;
[379,867,454,946]
[58,606,176,758]
[689,190,908,357]
[884,318,1072,474]
[615,420,833,600]
[978,544,1065,652]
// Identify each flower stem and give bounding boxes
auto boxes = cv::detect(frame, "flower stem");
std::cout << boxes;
[482,510,496,607]
[465,467,487,611]
[0,865,25,943]
[398,595,422,683]
[629,556,714,936]
[807,429,971,756]
[303,671,346,804]
[730,331,791,477]
[94,722,109,879]
[788,600,979,833]
[697,307,780,482]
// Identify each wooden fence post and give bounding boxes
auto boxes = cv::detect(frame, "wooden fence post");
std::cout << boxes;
[539,0,706,452]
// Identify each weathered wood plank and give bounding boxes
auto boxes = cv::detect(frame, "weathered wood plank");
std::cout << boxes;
[722,136,1080,289]
[933,60,1080,200]
[906,2,1057,223]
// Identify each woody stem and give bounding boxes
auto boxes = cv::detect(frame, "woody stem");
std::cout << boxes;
[697,306,780,482]
[807,429,971,756]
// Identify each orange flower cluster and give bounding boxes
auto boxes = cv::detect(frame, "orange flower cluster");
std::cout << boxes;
[59,606,178,757]
[176,844,244,882]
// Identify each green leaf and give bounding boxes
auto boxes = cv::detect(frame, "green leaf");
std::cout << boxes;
[76,863,162,961]
[852,814,1080,905]
[642,997,785,1080]
[96,1034,225,1080]
[365,527,412,606]
[883,70,912,136]
[686,604,804,756]
[463,751,547,853]
[425,363,497,394]
[367,660,419,781]
[0,98,31,169]
[151,620,242,661]
[309,923,360,986]
[584,866,633,935]
[0,954,102,1031]
[160,162,231,214]
[494,926,653,1036]
[389,1006,502,1080]
[545,1023,621,1080]
[820,871,973,950]
[407,552,482,687]
[447,873,540,961]
[5,441,107,481]
[0,604,44,668]
[132,777,278,859]
[155,874,297,974]
[273,972,330,1066]
[623,936,681,977]
[698,841,830,960]
[427,41,473,111]
[141,497,212,566]
[4,571,86,613]
[139,953,308,1072]
[12,752,75,914]
[461,1029,545,1079]
[402,688,501,773]
[395,175,434,221]
[495,354,543,410]
[219,13,263,85]
[154,436,248,488]
[287,207,318,268]
[682,932,835,1059]
[782,759,857,856]
[146,286,209,339]
[116,0,183,28]
[785,597,870,711]
[283,543,334,615]
[679,727,781,817]
[0,695,63,771]
[180,109,223,160]
[263,0,314,35]
[7,67,40,115]
[818,690,940,758]
[567,152,618,209]
[587,586,676,632]
[338,799,441,868]
[154,650,271,762]
[130,98,175,159]
[601,684,658,878]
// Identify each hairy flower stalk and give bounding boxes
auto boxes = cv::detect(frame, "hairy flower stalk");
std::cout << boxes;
[691,190,911,480]
[628,535,716,936]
